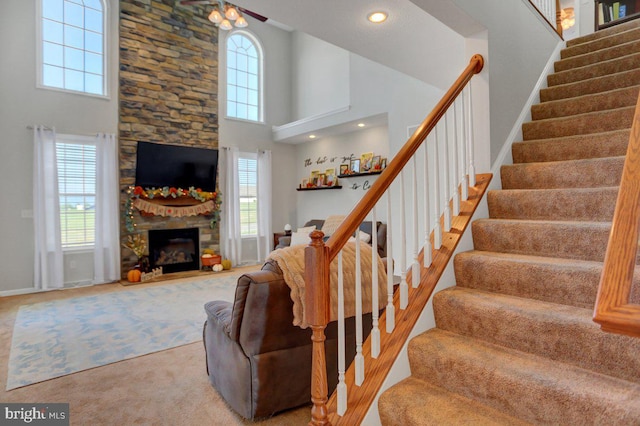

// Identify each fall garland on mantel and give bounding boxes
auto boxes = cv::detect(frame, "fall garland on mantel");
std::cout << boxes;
[124,185,222,232]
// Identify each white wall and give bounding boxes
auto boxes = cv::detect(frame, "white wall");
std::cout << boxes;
[0,0,120,293]
[294,125,389,226]
[218,18,298,263]
[291,32,350,121]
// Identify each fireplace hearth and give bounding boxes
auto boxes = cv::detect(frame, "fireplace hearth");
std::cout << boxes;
[148,228,199,274]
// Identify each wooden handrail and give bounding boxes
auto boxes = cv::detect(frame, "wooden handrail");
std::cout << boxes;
[594,92,640,338]
[305,54,484,426]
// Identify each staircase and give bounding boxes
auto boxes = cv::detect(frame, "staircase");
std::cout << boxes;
[378,20,640,425]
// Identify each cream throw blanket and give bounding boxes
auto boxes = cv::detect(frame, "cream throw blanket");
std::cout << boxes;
[267,241,388,329]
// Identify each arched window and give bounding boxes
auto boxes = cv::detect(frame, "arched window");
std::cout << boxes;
[38,0,106,96]
[226,31,263,122]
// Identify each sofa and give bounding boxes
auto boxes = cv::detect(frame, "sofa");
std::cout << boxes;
[275,219,387,258]
[203,259,374,420]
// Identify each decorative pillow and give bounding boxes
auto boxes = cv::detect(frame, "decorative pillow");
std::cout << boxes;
[290,231,311,246]
[321,215,346,237]
[358,231,371,243]
[297,225,317,235]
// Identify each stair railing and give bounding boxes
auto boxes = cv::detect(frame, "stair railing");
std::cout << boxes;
[594,92,640,338]
[305,54,487,425]
[528,0,563,37]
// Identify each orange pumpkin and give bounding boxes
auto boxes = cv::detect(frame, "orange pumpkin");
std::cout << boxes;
[127,269,141,282]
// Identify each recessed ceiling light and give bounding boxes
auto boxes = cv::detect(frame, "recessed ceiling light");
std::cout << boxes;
[357,123,365,128]
[368,11,388,23]
[309,134,316,139]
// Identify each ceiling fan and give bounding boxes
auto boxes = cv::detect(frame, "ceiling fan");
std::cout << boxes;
[178,0,268,24]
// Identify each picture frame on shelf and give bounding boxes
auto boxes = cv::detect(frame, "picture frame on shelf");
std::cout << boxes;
[301,178,308,188]
[350,158,361,174]
[371,155,381,171]
[380,158,387,170]
[325,168,336,186]
[360,152,374,171]
[339,164,349,175]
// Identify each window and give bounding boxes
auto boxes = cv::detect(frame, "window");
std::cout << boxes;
[56,135,96,248]
[238,155,258,236]
[39,0,106,96]
[226,32,262,122]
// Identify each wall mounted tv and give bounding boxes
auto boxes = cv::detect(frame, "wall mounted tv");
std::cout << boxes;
[135,142,218,192]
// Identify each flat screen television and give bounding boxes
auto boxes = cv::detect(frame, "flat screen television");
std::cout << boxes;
[134,142,218,192]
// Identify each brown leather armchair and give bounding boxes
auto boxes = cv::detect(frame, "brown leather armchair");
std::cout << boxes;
[203,259,372,420]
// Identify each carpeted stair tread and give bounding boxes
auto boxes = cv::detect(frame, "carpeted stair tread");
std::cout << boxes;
[500,156,624,189]
[406,329,640,426]
[471,219,610,262]
[540,67,640,102]
[433,287,640,383]
[554,38,640,72]
[562,26,640,59]
[487,187,618,221]
[547,52,640,86]
[455,251,603,308]
[566,18,640,48]
[512,129,630,163]
[522,106,634,140]
[378,377,532,426]
[531,85,640,120]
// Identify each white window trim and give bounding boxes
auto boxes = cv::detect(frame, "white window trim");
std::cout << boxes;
[36,0,110,99]
[224,29,264,123]
[56,133,97,251]
[238,152,258,238]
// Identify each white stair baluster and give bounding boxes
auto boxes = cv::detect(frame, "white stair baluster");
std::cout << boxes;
[443,113,452,232]
[337,250,347,415]
[460,89,469,201]
[355,229,364,386]
[423,140,432,267]
[433,123,442,250]
[451,99,460,217]
[412,155,420,288]
[370,208,380,358]
[468,82,476,187]
[399,170,408,310]
[385,190,395,333]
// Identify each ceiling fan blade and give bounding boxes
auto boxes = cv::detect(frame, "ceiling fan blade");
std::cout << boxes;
[238,7,268,22]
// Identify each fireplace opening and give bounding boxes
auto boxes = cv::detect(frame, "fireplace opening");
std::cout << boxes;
[148,228,199,274]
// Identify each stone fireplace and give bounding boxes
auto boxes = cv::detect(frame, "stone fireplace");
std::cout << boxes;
[149,228,200,274]
[118,1,219,279]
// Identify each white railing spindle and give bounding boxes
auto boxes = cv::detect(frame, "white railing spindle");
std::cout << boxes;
[467,83,476,187]
[337,250,347,415]
[412,156,420,288]
[423,142,432,267]
[370,209,380,358]
[451,100,460,217]
[433,124,442,250]
[460,89,469,201]
[442,114,452,232]
[354,229,364,386]
[399,170,408,310]
[385,190,395,333]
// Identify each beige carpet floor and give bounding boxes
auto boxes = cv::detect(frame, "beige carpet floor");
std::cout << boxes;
[0,268,309,425]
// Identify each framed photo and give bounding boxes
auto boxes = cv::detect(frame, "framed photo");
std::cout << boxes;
[371,155,381,171]
[350,158,361,174]
[360,152,374,171]
[310,170,320,180]
[339,164,349,175]
[380,158,387,170]
[301,178,308,188]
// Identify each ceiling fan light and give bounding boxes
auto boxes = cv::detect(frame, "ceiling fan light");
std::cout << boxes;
[208,9,223,24]
[234,15,248,28]
[225,6,240,21]
[219,19,233,30]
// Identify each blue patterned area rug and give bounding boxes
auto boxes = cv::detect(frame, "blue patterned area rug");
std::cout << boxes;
[7,273,242,390]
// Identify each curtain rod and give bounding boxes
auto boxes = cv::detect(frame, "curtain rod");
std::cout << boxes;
[27,125,110,138]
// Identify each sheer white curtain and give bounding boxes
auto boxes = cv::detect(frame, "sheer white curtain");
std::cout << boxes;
[33,125,63,290]
[220,147,242,266]
[94,133,120,283]
[256,150,272,262]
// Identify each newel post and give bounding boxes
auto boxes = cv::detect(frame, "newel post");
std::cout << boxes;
[305,230,331,426]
